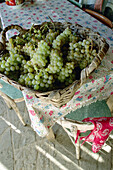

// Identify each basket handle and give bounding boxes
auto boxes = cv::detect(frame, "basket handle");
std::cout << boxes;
[1,25,24,45]
[0,26,5,54]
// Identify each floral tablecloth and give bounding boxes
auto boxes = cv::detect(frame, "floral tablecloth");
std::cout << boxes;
[0,0,113,137]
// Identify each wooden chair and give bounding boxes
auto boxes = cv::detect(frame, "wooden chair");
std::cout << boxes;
[68,0,113,29]
[56,100,111,159]
[0,79,26,126]
[57,118,94,159]
[0,78,111,159]
[84,9,113,29]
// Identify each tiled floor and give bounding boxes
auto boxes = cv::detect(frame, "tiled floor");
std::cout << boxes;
[0,96,113,170]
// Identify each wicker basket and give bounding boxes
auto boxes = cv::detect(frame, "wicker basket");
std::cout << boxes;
[0,22,109,107]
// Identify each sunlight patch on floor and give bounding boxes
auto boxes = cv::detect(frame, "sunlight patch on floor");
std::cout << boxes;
[36,145,68,170]
[81,144,104,162]
[45,141,81,166]
[0,116,21,134]
[109,134,113,139]
[0,162,8,170]
[36,145,83,170]
[102,144,111,153]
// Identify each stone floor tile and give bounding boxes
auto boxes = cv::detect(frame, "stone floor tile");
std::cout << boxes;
[14,144,37,170]
[0,117,9,135]
[36,139,81,170]
[12,126,36,150]
[0,95,113,170]
[0,97,8,116]
[98,144,112,170]
[0,127,14,170]
[16,101,31,125]
[6,108,20,124]
[78,141,112,170]
[16,101,26,113]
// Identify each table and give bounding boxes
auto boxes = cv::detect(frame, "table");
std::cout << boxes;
[0,0,113,137]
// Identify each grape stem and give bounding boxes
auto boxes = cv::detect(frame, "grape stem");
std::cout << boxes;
[48,16,55,31]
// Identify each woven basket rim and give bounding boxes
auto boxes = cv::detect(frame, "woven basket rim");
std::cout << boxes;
[0,22,109,107]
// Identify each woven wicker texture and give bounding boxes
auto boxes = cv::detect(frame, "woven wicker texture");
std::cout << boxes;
[0,22,109,107]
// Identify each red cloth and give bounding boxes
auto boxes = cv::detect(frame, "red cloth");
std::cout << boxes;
[75,117,113,153]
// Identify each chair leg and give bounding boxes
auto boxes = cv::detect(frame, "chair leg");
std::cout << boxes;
[75,139,80,160]
[9,99,26,126]
[72,126,80,159]
[4,98,12,109]
[107,95,113,112]
[63,126,80,159]
[46,128,55,142]
[0,90,26,126]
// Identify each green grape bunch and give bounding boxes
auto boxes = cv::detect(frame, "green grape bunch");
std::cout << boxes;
[0,23,98,92]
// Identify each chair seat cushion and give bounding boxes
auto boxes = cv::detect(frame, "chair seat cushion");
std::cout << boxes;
[65,100,111,121]
[0,79,23,99]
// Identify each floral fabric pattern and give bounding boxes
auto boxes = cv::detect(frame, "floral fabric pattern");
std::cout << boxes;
[79,117,113,153]
[0,0,113,139]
